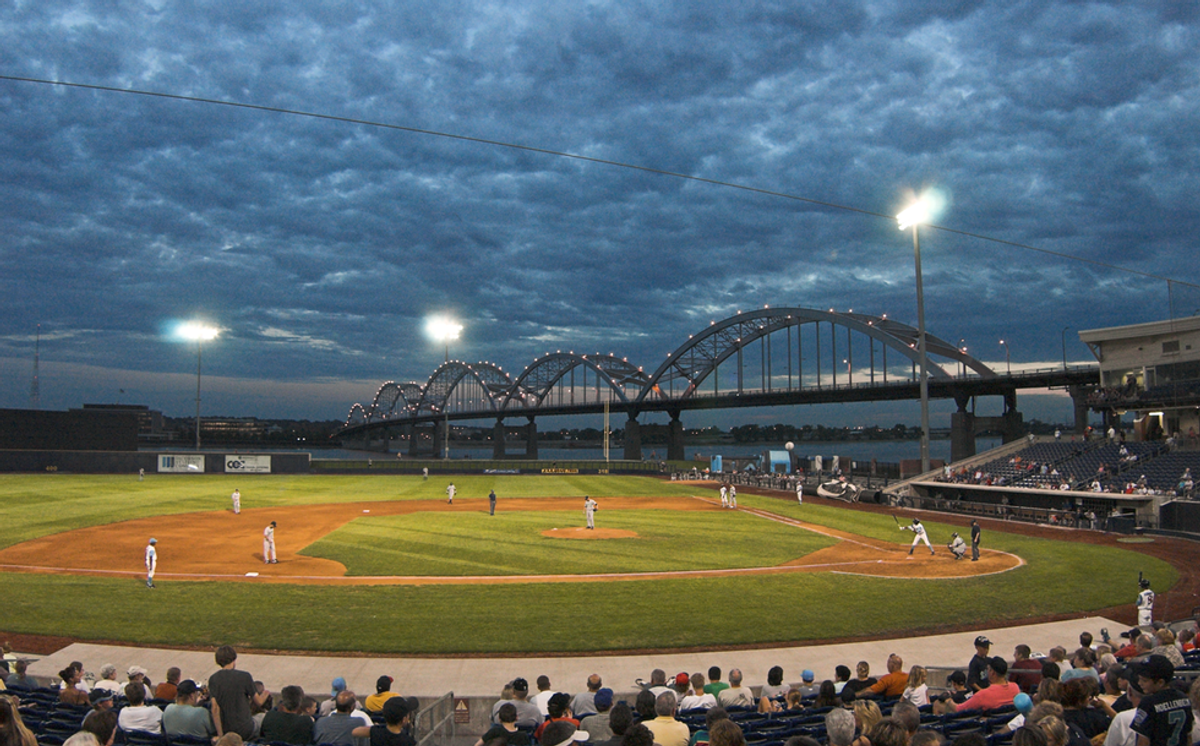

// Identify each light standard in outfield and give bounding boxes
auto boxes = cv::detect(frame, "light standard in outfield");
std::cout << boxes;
[178,322,219,451]
[426,316,463,460]
[897,196,935,474]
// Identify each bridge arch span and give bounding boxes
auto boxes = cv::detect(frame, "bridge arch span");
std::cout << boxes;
[501,353,650,411]
[418,361,515,414]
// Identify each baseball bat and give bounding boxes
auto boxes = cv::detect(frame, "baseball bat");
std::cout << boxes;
[892,514,900,527]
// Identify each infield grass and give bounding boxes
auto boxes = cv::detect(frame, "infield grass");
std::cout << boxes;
[0,472,1179,654]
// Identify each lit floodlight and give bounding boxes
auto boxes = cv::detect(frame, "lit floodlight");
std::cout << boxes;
[425,316,463,344]
[897,190,947,230]
[177,322,220,342]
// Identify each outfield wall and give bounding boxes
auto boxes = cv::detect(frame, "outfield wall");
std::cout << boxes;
[0,450,311,474]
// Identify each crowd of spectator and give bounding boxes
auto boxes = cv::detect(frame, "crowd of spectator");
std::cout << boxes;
[4,624,1200,746]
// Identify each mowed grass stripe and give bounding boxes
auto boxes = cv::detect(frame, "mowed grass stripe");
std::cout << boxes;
[301,510,836,576]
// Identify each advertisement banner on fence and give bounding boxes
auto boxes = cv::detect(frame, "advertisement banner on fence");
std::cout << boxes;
[159,454,206,473]
[225,455,272,474]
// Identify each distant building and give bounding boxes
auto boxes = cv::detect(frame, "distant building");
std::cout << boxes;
[1080,315,1200,438]
[0,406,140,451]
[75,403,167,441]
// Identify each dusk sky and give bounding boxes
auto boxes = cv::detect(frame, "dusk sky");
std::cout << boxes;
[2,1,1198,434]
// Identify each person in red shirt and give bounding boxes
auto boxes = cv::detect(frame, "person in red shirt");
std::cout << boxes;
[857,654,908,699]
[951,657,1021,712]
[534,693,580,742]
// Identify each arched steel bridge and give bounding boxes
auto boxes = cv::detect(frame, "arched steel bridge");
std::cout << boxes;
[341,307,1099,461]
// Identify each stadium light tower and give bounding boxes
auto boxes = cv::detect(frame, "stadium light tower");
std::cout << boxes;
[897,196,933,474]
[178,322,219,451]
[426,316,463,459]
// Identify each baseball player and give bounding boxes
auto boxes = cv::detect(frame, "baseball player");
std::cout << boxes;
[145,538,157,588]
[446,482,456,504]
[728,485,738,508]
[948,532,967,560]
[489,489,497,516]
[584,496,598,529]
[900,518,935,556]
[719,484,729,508]
[970,519,981,561]
[231,488,241,515]
[796,484,803,504]
[263,521,277,564]
[1136,577,1155,626]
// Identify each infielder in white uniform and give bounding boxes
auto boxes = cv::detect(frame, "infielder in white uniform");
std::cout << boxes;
[145,538,157,588]
[719,485,728,508]
[1136,578,1154,625]
[796,485,803,504]
[263,521,277,564]
[446,483,456,504]
[900,518,935,556]
[584,496,598,529]
[231,488,241,514]
[728,485,737,508]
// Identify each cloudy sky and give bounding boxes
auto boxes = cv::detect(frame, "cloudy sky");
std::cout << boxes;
[1,1,1198,432]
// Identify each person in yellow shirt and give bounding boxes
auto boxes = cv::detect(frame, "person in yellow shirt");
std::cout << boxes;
[365,676,399,712]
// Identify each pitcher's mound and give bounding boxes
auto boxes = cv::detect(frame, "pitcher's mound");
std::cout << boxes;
[542,527,639,540]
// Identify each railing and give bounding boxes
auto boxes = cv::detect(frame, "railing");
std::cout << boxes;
[414,691,456,746]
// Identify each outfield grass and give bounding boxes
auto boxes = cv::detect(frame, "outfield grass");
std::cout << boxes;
[0,473,1178,654]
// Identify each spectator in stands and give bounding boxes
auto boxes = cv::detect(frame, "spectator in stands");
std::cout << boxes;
[1178,627,1195,653]
[352,695,416,746]
[933,671,971,714]
[623,723,655,746]
[795,670,819,698]
[643,692,689,746]
[866,719,909,746]
[366,676,399,712]
[852,700,883,746]
[901,667,929,706]
[59,668,89,707]
[951,657,1021,712]
[80,707,117,746]
[319,677,349,718]
[473,702,530,746]
[534,693,579,742]
[968,636,993,692]
[154,668,181,701]
[207,645,270,741]
[594,700,633,746]
[717,669,755,708]
[1047,648,1073,674]
[118,681,163,734]
[1,694,36,746]
[1062,648,1100,684]
[124,666,152,701]
[681,674,717,711]
[492,679,540,728]
[1060,679,1112,740]
[316,690,371,746]
[841,661,877,701]
[4,661,34,691]
[1081,632,1095,650]
[672,672,692,702]
[87,689,116,721]
[1012,646,1044,693]
[91,665,122,695]
[571,674,603,717]
[704,667,728,697]
[645,670,672,698]
[635,690,657,722]
[826,708,856,746]
[250,681,272,735]
[1098,665,1125,709]
[707,720,746,746]
[760,666,788,700]
[1013,726,1049,746]
[1102,678,1142,746]
[689,708,727,746]
[532,675,555,717]
[162,680,215,740]
[1150,629,1185,667]
[860,654,908,699]
[891,701,921,741]
[260,684,313,746]
[833,665,853,694]
[540,720,589,746]
[814,681,842,708]
[580,688,615,741]
[1187,679,1200,746]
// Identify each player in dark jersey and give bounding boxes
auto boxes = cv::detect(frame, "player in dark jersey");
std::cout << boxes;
[1130,655,1193,746]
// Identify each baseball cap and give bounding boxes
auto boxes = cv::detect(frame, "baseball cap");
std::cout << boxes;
[512,677,529,692]
[541,721,589,746]
[674,672,690,687]
[127,665,148,677]
[382,696,410,724]
[594,688,614,709]
[149,538,157,544]
[974,636,991,648]
[331,677,347,695]
[176,680,199,697]
[1135,654,1174,683]
[376,675,394,692]
[802,670,815,682]
[987,656,1008,676]
[548,692,572,713]
[89,689,114,706]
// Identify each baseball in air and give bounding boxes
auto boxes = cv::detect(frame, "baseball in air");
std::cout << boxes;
[785,442,795,451]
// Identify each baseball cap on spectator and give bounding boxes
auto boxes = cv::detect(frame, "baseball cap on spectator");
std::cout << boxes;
[1135,654,1174,683]
[376,675,394,693]
[548,692,572,717]
[594,688,614,710]
[987,657,1008,676]
[127,665,148,677]
[974,636,991,648]
[512,678,529,693]
[674,673,690,688]
[541,721,588,746]
[331,677,347,696]
[382,696,411,725]
[89,689,114,706]
[1127,677,1144,694]
[177,680,199,697]
[802,670,815,683]
[402,696,419,714]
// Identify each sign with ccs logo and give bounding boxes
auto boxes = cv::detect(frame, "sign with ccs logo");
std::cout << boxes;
[225,455,272,474]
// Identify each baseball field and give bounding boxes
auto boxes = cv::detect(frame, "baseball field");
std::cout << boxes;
[0,472,1182,655]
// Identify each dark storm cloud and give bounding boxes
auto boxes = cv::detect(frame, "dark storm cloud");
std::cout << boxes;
[0,0,1197,421]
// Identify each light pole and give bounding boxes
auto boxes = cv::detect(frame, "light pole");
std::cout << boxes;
[178,322,219,451]
[1061,326,1070,371]
[999,339,1011,375]
[426,316,463,459]
[897,199,931,474]
[958,338,966,377]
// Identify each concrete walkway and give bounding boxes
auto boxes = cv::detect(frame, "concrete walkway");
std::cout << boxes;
[26,616,1120,699]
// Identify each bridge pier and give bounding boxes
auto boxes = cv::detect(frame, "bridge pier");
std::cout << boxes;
[493,419,506,459]
[623,414,642,461]
[525,417,538,459]
[432,420,446,459]
[667,411,685,462]
[949,389,1026,463]
[1069,385,1092,435]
